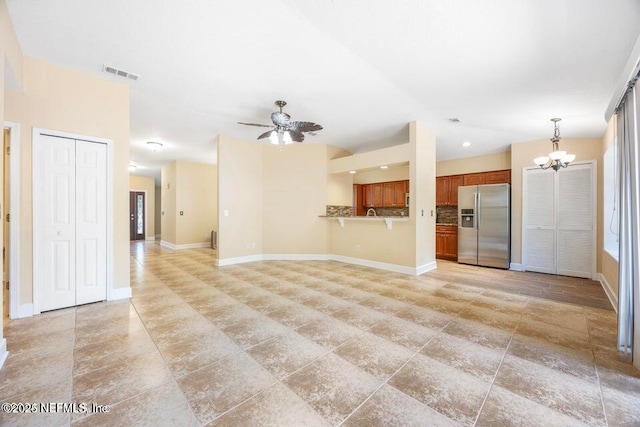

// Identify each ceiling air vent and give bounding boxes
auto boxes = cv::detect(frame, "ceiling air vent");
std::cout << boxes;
[448,117,461,123]
[102,65,139,81]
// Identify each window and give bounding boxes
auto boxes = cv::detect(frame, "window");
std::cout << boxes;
[603,138,619,260]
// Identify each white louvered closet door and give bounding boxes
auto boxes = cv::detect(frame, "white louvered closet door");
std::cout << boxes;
[524,169,556,274]
[523,162,594,279]
[556,164,593,278]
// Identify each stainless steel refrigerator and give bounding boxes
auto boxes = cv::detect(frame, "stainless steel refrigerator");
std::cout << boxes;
[458,184,510,269]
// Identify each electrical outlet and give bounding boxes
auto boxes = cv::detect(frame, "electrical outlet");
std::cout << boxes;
[251,242,256,249]
[355,244,360,252]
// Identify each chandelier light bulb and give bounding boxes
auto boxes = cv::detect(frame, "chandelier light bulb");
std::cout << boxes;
[283,131,293,144]
[534,118,575,171]
[269,131,279,145]
[534,156,549,166]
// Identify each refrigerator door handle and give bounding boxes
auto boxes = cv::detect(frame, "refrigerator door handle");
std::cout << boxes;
[474,192,479,229]
[476,192,480,229]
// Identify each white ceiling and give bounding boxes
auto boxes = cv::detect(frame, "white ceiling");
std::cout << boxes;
[6,0,640,181]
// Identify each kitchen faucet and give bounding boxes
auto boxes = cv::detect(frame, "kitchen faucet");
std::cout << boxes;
[366,208,377,217]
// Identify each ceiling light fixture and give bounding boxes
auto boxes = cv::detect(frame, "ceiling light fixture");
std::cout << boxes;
[533,118,576,171]
[147,141,163,151]
[349,170,356,174]
[462,141,471,147]
[380,165,388,169]
[268,130,295,146]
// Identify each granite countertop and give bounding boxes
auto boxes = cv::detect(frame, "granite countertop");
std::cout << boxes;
[436,222,458,226]
[319,215,409,218]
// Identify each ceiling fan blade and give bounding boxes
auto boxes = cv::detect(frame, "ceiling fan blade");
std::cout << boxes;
[289,121,323,133]
[237,122,273,128]
[271,111,291,126]
[257,130,274,140]
[288,130,305,143]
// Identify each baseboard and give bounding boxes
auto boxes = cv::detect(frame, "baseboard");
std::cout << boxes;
[17,303,33,319]
[509,263,523,271]
[0,339,7,370]
[598,273,618,313]
[160,240,176,250]
[416,261,437,275]
[216,254,263,267]
[110,287,132,300]
[160,241,210,250]
[262,254,329,261]
[328,254,420,275]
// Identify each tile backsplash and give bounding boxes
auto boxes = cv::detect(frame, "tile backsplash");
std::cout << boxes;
[326,205,353,217]
[324,205,409,217]
[436,205,458,224]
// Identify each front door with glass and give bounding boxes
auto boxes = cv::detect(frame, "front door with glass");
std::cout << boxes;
[129,191,145,241]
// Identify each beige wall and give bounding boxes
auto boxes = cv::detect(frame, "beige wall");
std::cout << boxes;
[353,164,409,184]
[510,137,603,267]
[327,172,353,206]
[129,175,155,240]
[5,56,130,304]
[601,117,618,297]
[161,161,177,244]
[154,185,161,236]
[411,122,437,267]
[262,144,329,254]
[329,143,411,173]
[175,161,217,245]
[217,136,263,260]
[436,151,511,176]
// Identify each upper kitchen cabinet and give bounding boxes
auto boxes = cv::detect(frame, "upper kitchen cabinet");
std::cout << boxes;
[364,183,383,207]
[436,175,462,206]
[484,169,511,184]
[362,180,408,208]
[463,172,485,185]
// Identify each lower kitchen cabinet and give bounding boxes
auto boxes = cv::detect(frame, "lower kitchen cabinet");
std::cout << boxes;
[436,225,458,261]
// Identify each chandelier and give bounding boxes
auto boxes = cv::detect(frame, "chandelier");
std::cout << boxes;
[533,118,575,171]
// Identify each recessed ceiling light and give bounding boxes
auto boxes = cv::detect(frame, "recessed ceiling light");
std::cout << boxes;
[380,165,388,169]
[147,141,163,151]
[462,141,471,147]
[349,170,356,174]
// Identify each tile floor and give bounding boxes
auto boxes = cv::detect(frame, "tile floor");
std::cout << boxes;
[0,241,638,426]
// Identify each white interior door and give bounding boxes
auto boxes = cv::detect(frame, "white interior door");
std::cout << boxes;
[36,135,107,311]
[75,140,107,305]
[37,135,76,311]
[524,168,556,274]
[556,164,593,278]
[523,162,595,279]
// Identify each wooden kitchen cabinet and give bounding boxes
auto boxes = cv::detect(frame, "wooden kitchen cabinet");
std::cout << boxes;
[484,169,511,184]
[365,180,408,207]
[393,180,408,206]
[353,184,365,216]
[448,175,463,205]
[436,175,463,206]
[435,225,458,261]
[364,183,383,207]
[463,172,485,185]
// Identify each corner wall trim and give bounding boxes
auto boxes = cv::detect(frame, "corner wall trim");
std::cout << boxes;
[416,261,437,275]
[509,263,523,271]
[160,241,210,250]
[216,254,263,267]
[0,339,7,370]
[109,287,132,301]
[598,273,618,313]
[17,304,33,319]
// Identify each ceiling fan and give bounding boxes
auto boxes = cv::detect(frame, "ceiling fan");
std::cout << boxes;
[238,100,323,145]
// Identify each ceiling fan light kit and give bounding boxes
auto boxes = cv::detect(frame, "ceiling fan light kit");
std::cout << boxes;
[238,100,323,146]
[533,118,575,171]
